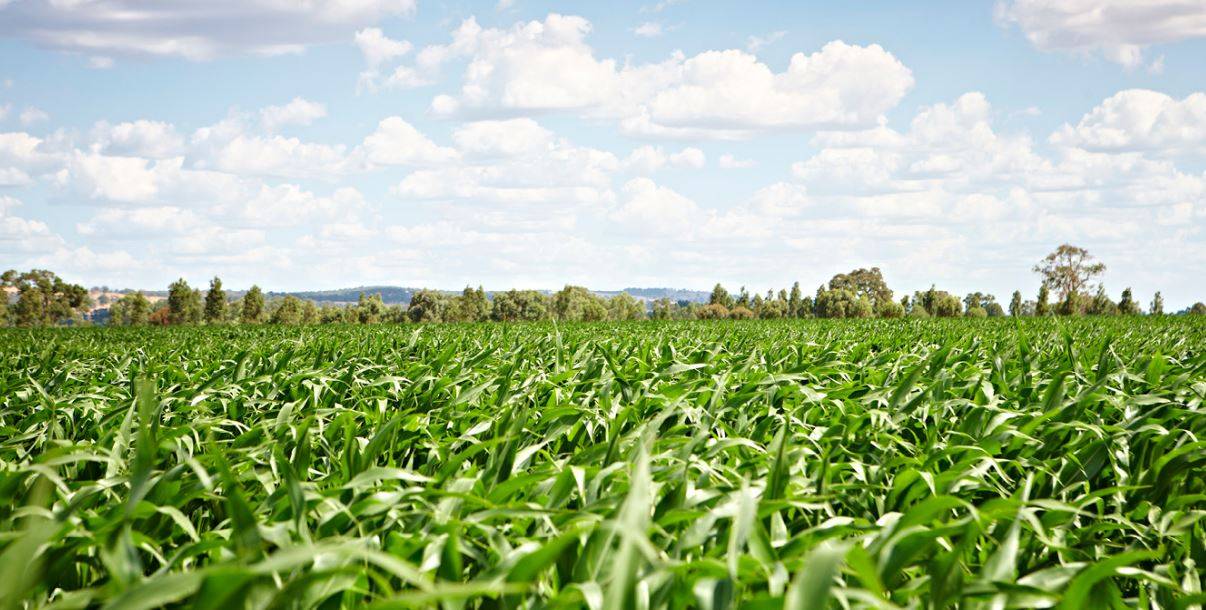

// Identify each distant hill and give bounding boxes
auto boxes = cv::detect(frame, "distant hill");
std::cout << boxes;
[267,286,422,304]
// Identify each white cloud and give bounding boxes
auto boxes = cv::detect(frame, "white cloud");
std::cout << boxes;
[354,27,412,68]
[206,133,351,179]
[19,106,49,125]
[91,120,185,158]
[0,195,64,254]
[0,131,57,175]
[234,184,368,228]
[624,145,706,172]
[718,153,755,168]
[634,22,663,38]
[411,14,913,138]
[393,118,619,209]
[669,147,705,168]
[610,177,700,233]
[76,206,209,238]
[746,30,786,53]
[362,116,458,166]
[1050,89,1206,156]
[0,167,30,186]
[354,27,421,91]
[0,0,418,62]
[260,97,327,131]
[452,118,553,156]
[997,0,1206,69]
[60,153,191,204]
[780,90,1206,276]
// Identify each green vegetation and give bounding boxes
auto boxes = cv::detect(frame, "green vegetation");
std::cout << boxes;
[6,245,1206,327]
[2,317,1204,608]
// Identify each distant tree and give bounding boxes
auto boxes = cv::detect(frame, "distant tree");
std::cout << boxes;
[1150,291,1164,316]
[1056,290,1082,316]
[1086,286,1118,316]
[301,299,319,324]
[607,292,645,321]
[407,290,447,323]
[828,267,893,309]
[1034,244,1105,305]
[352,293,387,323]
[651,298,675,320]
[932,293,962,317]
[788,282,803,318]
[448,287,491,322]
[1118,288,1141,315]
[963,292,997,314]
[877,299,905,318]
[167,279,202,325]
[709,284,734,309]
[911,286,961,318]
[729,305,755,319]
[109,291,151,326]
[985,302,1005,317]
[815,289,872,318]
[491,290,550,322]
[1190,302,1206,315]
[735,286,750,308]
[204,277,226,323]
[756,296,787,319]
[148,305,170,326]
[1009,291,1023,317]
[696,303,730,320]
[966,306,988,318]
[552,285,608,321]
[241,285,265,324]
[800,296,815,318]
[1036,283,1050,317]
[319,304,347,324]
[1,269,90,327]
[269,295,305,325]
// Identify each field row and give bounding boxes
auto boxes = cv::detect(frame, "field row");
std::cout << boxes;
[1,318,1203,608]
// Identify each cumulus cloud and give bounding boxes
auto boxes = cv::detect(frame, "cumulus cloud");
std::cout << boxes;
[362,117,458,166]
[354,28,421,91]
[997,0,1206,69]
[1050,89,1206,155]
[354,27,412,68]
[0,0,417,62]
[0,195,64,254]
[624,145,706,173]
[260,97,327,131]
[91,120,185,158]
[402,14,912,139]
[610,177,700,233]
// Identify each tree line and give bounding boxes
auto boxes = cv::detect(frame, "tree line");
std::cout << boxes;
[4,245,1205,327]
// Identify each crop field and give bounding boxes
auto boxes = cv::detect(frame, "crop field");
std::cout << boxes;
[1,318,1204,609]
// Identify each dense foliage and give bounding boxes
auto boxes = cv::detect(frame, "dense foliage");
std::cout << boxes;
[2,318,1203,608]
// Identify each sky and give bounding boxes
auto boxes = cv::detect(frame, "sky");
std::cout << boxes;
[0,0,1204,307]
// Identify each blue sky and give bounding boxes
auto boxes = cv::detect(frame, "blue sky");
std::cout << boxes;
[1,0,1204,307]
